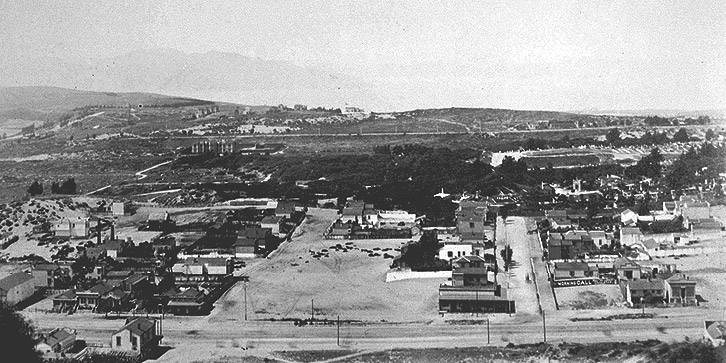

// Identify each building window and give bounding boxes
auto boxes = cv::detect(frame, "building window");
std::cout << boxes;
[116,336,121,347]
[132,336,138,350]
[447,251,453,258]
[469,222,475,229]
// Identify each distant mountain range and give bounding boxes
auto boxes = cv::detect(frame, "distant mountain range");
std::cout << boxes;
[0,48,374,110]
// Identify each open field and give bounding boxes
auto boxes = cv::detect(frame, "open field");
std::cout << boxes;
[212,208,448,323]
[555,285,626,310]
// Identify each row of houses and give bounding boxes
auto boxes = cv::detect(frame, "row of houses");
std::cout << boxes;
[37,317,163,361]
[551,256,697,307]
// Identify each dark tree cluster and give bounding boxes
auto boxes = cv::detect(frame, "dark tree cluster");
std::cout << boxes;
[391,230,448,271]
[50,177,77,194]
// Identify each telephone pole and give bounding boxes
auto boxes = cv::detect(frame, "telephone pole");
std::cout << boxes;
[243,280,248,321]
[542,310,547,343]
[486,316,490,344]
[311,299,315,321]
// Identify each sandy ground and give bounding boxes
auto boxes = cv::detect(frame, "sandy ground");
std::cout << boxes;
[0,199,90,261]
[210,208,446,323]
[555,285,626,310]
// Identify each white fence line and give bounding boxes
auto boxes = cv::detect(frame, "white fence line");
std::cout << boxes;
[649,246,726,257]
[385,270,451,282]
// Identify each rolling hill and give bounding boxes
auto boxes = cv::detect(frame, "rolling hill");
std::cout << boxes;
[0,49,375,110]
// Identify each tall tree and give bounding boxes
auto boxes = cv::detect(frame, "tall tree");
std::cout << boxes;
[27,180,43,196]
[606,128,621,144]
[0,303,42,363]
[673,128,689,142]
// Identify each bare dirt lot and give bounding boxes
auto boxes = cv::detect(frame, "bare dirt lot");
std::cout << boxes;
[555,285,626,310]
[211,208,447,323]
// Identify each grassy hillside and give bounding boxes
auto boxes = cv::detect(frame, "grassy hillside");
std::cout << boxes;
[0,86,211,121]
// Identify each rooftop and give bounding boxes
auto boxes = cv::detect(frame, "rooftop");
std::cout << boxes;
[115,317,156,337]
[0,272,34,292]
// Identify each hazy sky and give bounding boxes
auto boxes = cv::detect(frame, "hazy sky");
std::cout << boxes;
[2,1,725,111]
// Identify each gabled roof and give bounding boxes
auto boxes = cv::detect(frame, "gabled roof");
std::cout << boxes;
[83,282,113,295]
[260,215,284,224]
[53,289,77,300]
[239,227,271,239]
[453,254,496,265]
[628,278,664,290]
[275,200,296,215]
[555,262,593,271]
[115,317,155,337]
[666,273,697,284]
[613,257,640,269]
[705,321,726,340]
[0,272,33,292]
[33,263,61,271]
[45,328,75,347]
[620,227,642,235]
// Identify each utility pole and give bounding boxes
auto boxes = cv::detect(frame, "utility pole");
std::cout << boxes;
[542,310,547,343]
[486,316,490,344]
[337,315,341,346]
[243,280,248,321]
[311,298,315,321]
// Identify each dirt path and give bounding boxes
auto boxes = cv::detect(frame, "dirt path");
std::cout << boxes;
[497,217,540,316]
[433,118,471,133]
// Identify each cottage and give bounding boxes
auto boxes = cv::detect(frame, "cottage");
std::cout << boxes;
[664,273,697,306]
[451,255,497,286]
[30,263,64,289]
[704,321,726,347]
[438,242,476,261]
[52,289,78,312]
[340,201,365,224]
[613,257,642,280]
[439,255,512,313]
[275,200,296,219]
[233,237,257,258]
[377,210,417,229]
[622,278,665,306]
[103,239,126,259]
[76,282,114,310]
[239,227,273,251]
[553,262,596,280]
[0,272,35,306]
[111,317,161,358]
[260,215,284,236]
[619,227,643,246]
[35,328,76,357]
[111,201,134,216]
[53,217,90,238]
[620,209,639,226]
[166,287,208,315]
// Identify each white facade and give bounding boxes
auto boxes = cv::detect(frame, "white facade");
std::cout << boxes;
[53,218,89,238]
[438,243,474,261]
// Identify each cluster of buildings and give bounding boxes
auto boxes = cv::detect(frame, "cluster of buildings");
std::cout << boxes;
[327,200,418,239]
[435,200,516,313]
[538,175,723,309]
[435,201,495,261]
[34,317,163,361]
[189,141,284,155]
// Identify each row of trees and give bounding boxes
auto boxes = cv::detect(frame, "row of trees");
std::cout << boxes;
[27,178,77,196]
